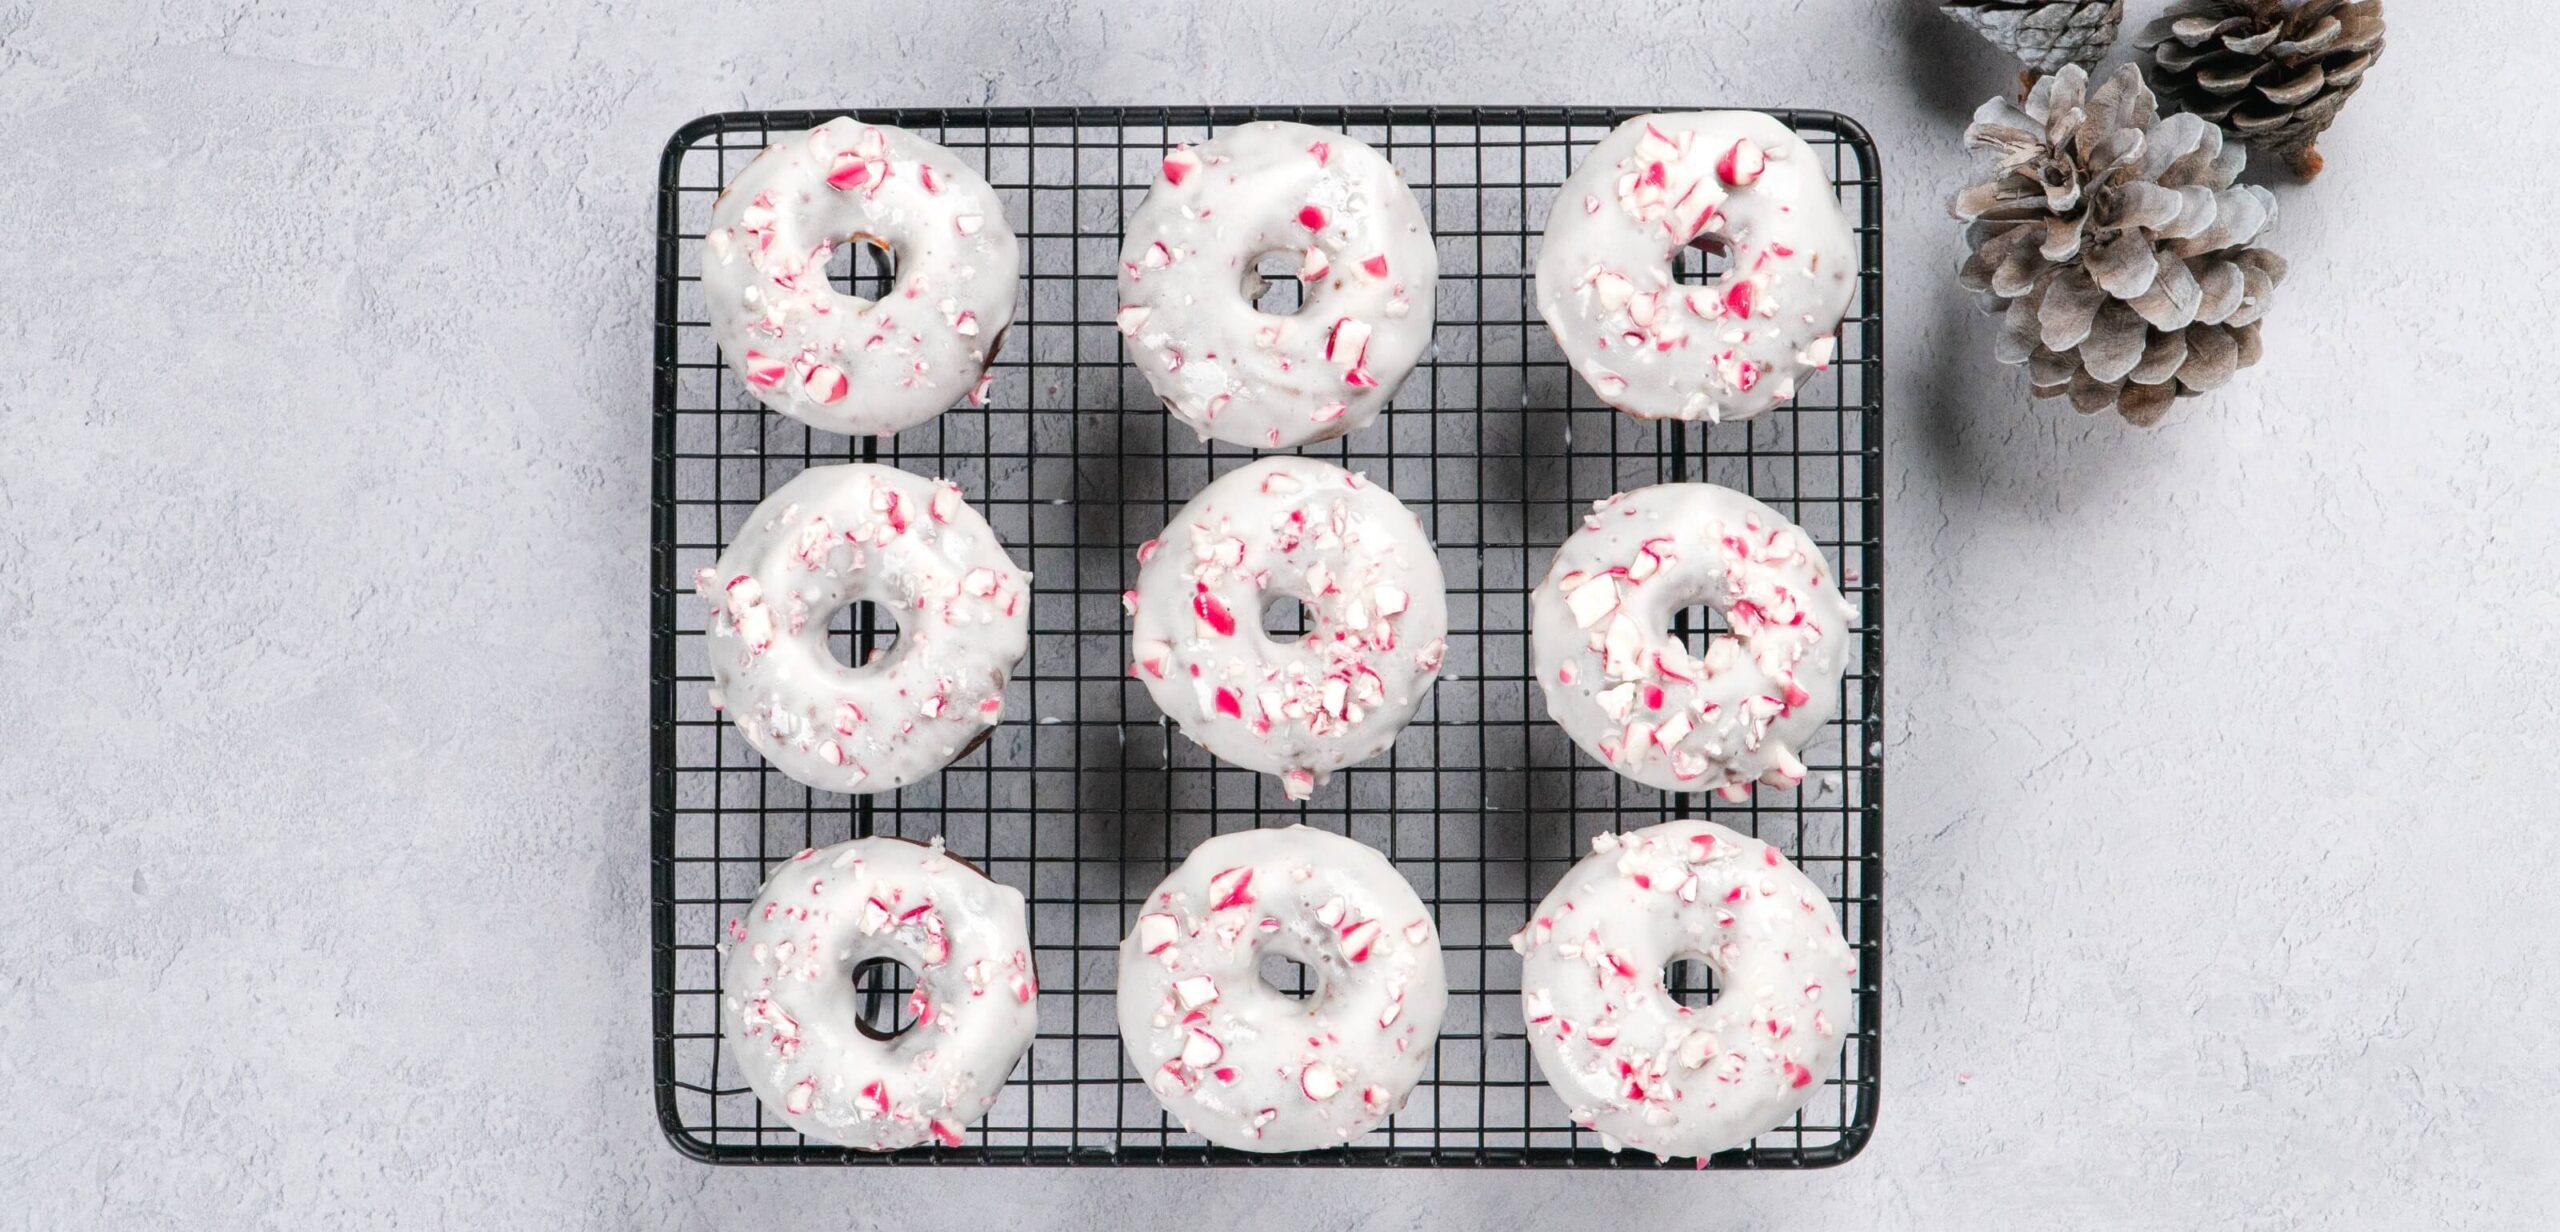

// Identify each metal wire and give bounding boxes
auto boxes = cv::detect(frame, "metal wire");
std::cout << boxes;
[651,106,1885,1169]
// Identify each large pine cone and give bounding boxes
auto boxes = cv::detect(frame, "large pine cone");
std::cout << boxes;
[1941,1,2125,76]
[1953,64,2287,425]
[2140,0,2386,178]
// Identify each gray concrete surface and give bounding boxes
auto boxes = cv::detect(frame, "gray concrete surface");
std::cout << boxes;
[4,1,2556,1227]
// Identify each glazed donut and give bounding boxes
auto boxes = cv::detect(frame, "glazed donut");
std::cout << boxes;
[1535,112,1856,424]
[1512,821,1855,1161]
[1117,122,1437,449]
[1118,825,1447,1152]
[697,463,1029,794]
[1126,457,1448,800]
[724,836,1038,1151]
[1530,484,1854,798]
[703,119,1018,436]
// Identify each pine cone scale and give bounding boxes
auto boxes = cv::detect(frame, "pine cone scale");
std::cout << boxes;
[2195,60,2269,96]
[2273,15,2347,58]
[2258,64,2329,107]
[2177,324,2242,392]
[2086,232,2159,298]
[2081,303,2151,383]
[2192,259,2247,323]
[2233,321,2265,370]
[2128,253,2203,331]
[2041,270,2107,350]
[2130,330,2190,386]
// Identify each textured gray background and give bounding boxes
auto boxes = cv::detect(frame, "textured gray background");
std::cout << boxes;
[4,1,2554,1228]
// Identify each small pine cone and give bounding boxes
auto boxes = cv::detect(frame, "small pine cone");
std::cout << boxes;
[1941,0,2125,76]
[1953,64,2288,426]
[2139,0,2386,178]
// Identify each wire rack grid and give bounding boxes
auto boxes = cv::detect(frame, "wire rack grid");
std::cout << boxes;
[652,105,1884,1169]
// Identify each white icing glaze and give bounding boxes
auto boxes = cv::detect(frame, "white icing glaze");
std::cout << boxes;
[1530,483,1854,797]
[1513,821,1855,1161]
[698,463,1029,794]
[1118,122,1438,449]
[1118,826,1447,1152]
[723,836,1037,1151]
[1126,458,1448,800]
[1535,112,1855,424]
[703,119,1019,436]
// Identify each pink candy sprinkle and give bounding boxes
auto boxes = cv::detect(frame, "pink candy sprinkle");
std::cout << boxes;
[799,362,849,404]
[1716,138,1766,187]
[742,351,788,388]
[1724,278,1757,320]
[1193,589,1237,637]
[826,152,879,192]
[1340,919,1382,963]
[1300,1061,1341,1101]
[1208,865,1255,911]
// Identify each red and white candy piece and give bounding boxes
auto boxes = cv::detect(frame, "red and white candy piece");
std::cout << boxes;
[722,836,1037,1152]
[1117,121,1438,449]
[1117,826,1446,1152]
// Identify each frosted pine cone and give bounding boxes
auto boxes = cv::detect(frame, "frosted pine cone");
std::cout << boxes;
[1953,64,2287,425]
[1941,1,2124,76]
[2140,0,2386,178]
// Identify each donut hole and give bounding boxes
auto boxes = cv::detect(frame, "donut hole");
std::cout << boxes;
[1671,233,1734,287]
[1257,952,1320,1002]
[1665,956,1723,1011]
[827,600,901,667]
[1260,595,1310,640]
[848,956,921,1040]
[1669,604,1734,659]
[826,232,899,303]
[1240,250,1306,316]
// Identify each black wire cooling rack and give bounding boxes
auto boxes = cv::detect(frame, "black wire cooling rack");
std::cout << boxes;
[652,106,1884,1169]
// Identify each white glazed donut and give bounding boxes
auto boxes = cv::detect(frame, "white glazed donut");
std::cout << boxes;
[1535,112,1856,424]
[1117,122,1438,449]
[1512,821,1855,1161]
[696,463,1029,794]
[703,119,1019,436]
[1530,483,1854,797]
[1126,457,1449,800]
[724,836,1038,1151]
[1118,825,1447,1152]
